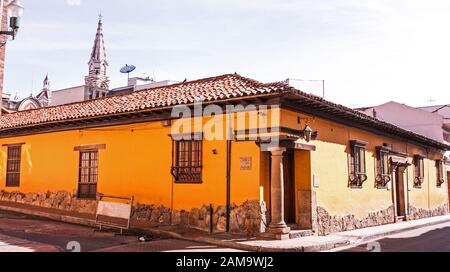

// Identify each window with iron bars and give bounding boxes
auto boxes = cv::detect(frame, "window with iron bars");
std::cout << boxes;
[349,140,368,188]
[376,146,391,189]
[436,160,445,187]
[78,150,98,199]
[171,140,203,183]
[414,155,425,188]
[6,145,21,187]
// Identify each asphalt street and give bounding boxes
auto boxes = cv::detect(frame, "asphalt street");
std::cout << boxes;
[341,221,450,252]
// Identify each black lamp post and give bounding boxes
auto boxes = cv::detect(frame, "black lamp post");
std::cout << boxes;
[0,0,24,40]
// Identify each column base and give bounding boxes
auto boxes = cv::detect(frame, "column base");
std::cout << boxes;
[261,226,291,240]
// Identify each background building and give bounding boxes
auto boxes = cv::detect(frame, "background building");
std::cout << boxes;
[357,101,450,203]
[357,101,449,144]
[418,104,450,144]
[1,15,110,111]
[109,77,179,96]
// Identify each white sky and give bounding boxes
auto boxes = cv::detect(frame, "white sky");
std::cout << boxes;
[3,0,450,108]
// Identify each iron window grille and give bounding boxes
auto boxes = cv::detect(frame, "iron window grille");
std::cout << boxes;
[6,145,21,187]
[413,155,425,188]
[171,140,203,183]
[78,150,99,199]
[376,146,391,189]
[349,140,368,188]
[436,160,445,187]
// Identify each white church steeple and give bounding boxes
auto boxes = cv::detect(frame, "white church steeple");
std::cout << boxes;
[85,14,109,92]
[35,73,52,107]
[43,73,50,91]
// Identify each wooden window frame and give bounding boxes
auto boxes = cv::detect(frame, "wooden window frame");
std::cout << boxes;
[413,155,425,188]
[5,145,22,187]
[77,149,99,199]
[171,140,203,184]
[436,160,445,187]
[375,146,391,189]
[349,140,368,188]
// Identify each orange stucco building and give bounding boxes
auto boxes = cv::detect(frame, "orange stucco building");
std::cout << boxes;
[0,74,448,239]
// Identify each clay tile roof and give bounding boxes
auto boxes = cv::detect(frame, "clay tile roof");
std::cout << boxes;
[0,73,448,151]
[0,74,287,130]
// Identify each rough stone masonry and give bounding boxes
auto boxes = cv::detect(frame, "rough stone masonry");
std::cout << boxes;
[0,190,263,235]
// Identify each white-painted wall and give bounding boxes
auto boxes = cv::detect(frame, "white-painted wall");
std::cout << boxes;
[359,101,445,142]
[134,80,179,91]
[51,85,86,106]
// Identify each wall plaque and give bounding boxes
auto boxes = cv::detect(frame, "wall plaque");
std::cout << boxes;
[240,157,252,170]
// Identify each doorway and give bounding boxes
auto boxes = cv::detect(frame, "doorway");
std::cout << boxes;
[394,166,406,217]
[283,150,296,224]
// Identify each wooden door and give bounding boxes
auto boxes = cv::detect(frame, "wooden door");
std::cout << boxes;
[283,150,296,224]
[395,167,406,217]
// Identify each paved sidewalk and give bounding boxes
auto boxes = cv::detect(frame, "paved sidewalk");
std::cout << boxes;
[1,201,450,252]
[0,233,59,252]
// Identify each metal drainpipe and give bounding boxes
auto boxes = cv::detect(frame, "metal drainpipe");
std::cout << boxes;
[406,143,410,217]
[226,140,232,232]
[170,139,175,225]
[427,150,431,210]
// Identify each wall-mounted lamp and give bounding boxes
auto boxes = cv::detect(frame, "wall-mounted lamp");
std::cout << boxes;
[1,0,24,41]
[301,124,318,143]
[303,125,313,142]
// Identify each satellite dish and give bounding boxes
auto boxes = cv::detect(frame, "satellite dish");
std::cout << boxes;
[120,64,136,85]
[120,64,136,74]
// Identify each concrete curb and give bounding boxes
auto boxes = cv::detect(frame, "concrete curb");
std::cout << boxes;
[2,205,450,252]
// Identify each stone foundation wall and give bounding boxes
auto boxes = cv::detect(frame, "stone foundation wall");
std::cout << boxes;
[133,200,262,235]
[316,204,449,236]
[0,190,98,214]
[316,205,395,236]
[407,204,448,221]
[0,190,262,235]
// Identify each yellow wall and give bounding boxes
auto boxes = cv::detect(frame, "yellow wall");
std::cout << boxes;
[0,111,266,211]
[280,109,448,219]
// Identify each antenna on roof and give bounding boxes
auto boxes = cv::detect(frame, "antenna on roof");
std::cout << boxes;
[287,78,325,98]
[120,64,136,86]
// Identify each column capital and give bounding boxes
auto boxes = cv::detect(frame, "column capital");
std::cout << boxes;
[268,147,286,156]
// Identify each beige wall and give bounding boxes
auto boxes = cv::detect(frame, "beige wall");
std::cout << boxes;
[280,109,448,220]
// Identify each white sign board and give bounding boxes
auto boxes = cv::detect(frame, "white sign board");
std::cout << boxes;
[97,201,132,220]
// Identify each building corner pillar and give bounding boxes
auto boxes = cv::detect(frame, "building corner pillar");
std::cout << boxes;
[265,147,290,240]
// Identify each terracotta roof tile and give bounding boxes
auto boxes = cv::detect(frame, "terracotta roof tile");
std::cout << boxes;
[0,74,286,130]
